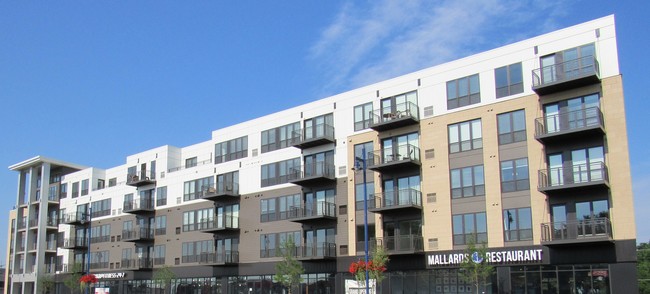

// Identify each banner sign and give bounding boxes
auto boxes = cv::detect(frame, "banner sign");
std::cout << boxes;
[427,248,543,267]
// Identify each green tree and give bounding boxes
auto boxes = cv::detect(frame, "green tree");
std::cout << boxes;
[153,265,177,294]
[62,263,84,294]
[459,238,494,294]
[37,274,56,294]
[638,242,650,294]
[274,236,304,294]
[369,246,389,293]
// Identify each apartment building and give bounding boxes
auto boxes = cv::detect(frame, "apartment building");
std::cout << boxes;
[6,15,636,294]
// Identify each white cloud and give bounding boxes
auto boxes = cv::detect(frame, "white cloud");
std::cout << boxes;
[310,0,569,91]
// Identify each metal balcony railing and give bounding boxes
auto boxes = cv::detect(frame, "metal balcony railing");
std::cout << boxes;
[120,258,153,269]
[122,227,154,241]
[199,251,239,265]
[126,170,156,186]
[200,182,240,199]
[60,212,89,225]
[288,201,336,220]
[367,144,421,169]
[197,215,240,231]
[298,242,337,259]
[288,162,336,184]
[535,107,604,138]
[62,237,88,249]
[538,162,609,190]
[369,101,420,131]
[370,188,422,211]
[290,123,335,148]
[374,235,424,253]
[123,199,155,212]
[532,55,600,92]
[540,217,612,244]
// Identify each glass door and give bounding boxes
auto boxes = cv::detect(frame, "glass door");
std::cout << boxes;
[541,55,557,84]
[383,179,395,207]
[551,205,567,240]
[548,154,564,186]
[544,104,560,133]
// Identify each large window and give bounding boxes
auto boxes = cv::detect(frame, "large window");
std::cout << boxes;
[260,158,300,187]
[185,157,197,168]
[90,199,111,218]
[354,141,374,161]
[182,240,213,263]
[261,194,300,222]
[183,208,214,232]
[500,158,530,192]
[90,251,109,269]
[81,179,89,196]
[156,186,167,206]
[453,212,487,245]
[543,93,600,134]
[539,43,595,85]
[354,102,373,131]
[261,122,300,153]
[497,110,527,145]
[355,182,375,211]
[504,207,532,241]
[183,176,214,201]
[90,224,111,244]
[215,136,248,164]
[447,74,480,109]
[154,245,166,265]
[448,119,482,153]
[260,231,301,258]
[71,182,79,198]
[495,62,523,98]
[155,215,166,235]
[450,165,485,198]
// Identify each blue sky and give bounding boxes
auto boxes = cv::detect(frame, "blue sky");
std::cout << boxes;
[1,1,649,266]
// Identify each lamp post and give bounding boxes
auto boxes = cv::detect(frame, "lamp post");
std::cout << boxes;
[86,206,92,294]
[354,146,370,294]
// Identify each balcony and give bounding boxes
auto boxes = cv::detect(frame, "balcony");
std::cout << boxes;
[198,251,239,266]
[535,107,605,144]
[122,227,154,242]
[532,56,600,95]
[369,188,422,215]
[89,262,110,270]
[200,182,240,201]
[287,201,336,224]
[198,215,240,233]
[46,216,58,229]
[60,263,85,273]
[538,162,609,194]
[126,170,156,187]
[369,102,420,131]
[297,242,337,261]
[540,218,613,246]
[288,162,336,186]
[17,217,27,230]
[123,199,155,214]
[367,144,421,173]
[290,123,335,149]
[62,237,88,249]
[374,235,424,255]
[120,258,153,270]
[60,212,89,225]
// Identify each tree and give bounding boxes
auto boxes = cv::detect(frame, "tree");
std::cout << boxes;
[153,265,177,294]
[62,263,84,294]
[459,238,494,294]
[348,246,388,293]
[274,236,304,294]
[37,274,55,294]
[638,242,650,294]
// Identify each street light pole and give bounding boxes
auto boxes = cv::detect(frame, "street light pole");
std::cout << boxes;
[86,206,92,294]
[355,146,370,294]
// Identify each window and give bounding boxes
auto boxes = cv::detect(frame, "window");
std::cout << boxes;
[355,224,375,252]
[183,176,214,201]
[261,194,300,222]
[90,251,109,269]
[214,136,248,163]
[497,110,527,144]
[500,158,530,192]
[108,178,117,187]
[182,240,213,263]
[91,199,112,218]
[90,224,111,244]
[260,198,277,222]
[383,175,421,206]
[355,182,375,211]
[155,215,167,235]
[447,74,480,109]
[495,62,523,98]
[448,119,482,153]
[183,208,214,232]
[379,91,418,120]
[450,165,485,198]
[60,183,67,199]
[302,113,334,141]
[354,142,374,161]
[543,93,600,134]
[538,43,595,86]
[185,157,197,168]
[81,179,89,196]
[453,212,487,245]
[260,158,300,187]
[504,208,532,241]
[260,231,300,258]
[156,186,167,206]
[261,122,300,153]
[154,245,166,265]
[380,133,419,163]
[354,102,373,131]
[71,182,79,198]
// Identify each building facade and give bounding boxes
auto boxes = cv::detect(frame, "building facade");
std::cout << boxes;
[7,15,636,294]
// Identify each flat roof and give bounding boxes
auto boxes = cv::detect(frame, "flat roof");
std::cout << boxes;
[8,155,86,171]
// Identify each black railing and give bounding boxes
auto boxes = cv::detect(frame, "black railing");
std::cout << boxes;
[197,215,239,231]
[290,123,335,145]
[535,107,604,137]
[288,162,336,181]
[370,188,422,209]
[367,144,420,167]
[373,235,424,253]
[538,162,608,189]
[123,199,155,211]
[370,101,420,126]
[122,227,154,240]
[199,251,239,264]
[532,56,600,88]
[540,218,612,243]
[288,201,336,219]
[299,242,337,258]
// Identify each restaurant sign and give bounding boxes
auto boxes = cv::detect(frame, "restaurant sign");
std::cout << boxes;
[428,248,543,267]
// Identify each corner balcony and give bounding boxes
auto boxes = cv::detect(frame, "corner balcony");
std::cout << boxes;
[532,56,600,95]
[60,212,89,226]
[120,258,153,270]
[367,144,421,173]
[290,123,335,149]
[540,218,613,246]
[287,201,336,224]
[535,107,605,144]
[373,235,424,255]
[369,188,422,215]
[123,199,155,214]
[200,182,240,201]
[288,162,336,186]
[62,237,88,250]
[126,170,156,187]
[122,227,154,242]
[198,215,240,233]
[297,242,337,261]
[199,251,239,266]
[538,162,609,194]
[369,102,420,131]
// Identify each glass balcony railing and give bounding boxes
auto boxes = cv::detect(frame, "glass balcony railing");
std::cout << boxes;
[540,218,612,245]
